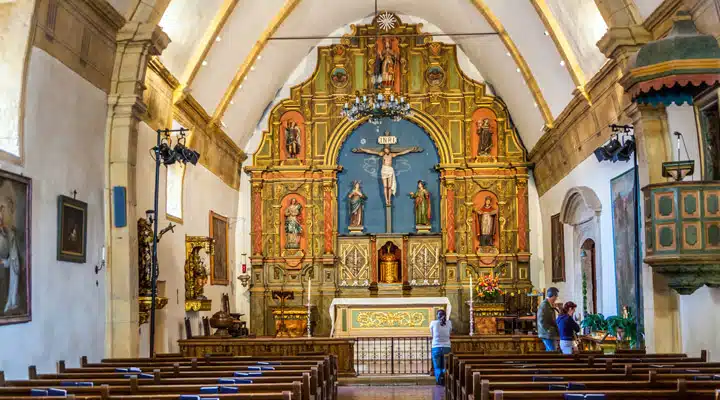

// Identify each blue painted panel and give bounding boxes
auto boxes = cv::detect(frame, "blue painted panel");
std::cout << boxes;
[112,186,127,228]
[337,119,440,234]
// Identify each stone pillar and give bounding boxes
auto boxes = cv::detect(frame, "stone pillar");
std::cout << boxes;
[625,102,681,353]
[105,22,169,358]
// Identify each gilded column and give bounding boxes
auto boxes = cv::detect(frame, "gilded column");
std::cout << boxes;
[516,179,528,252]
[251,181,263,256]
[402,235,409,284]
[445,180,456,253]
[105,22,169,357]
[323,181,334,255]
[370,236,377,284]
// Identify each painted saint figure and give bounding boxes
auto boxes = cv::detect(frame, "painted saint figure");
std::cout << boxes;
[285,120,301,158]
[284,198,303,249]
[0,191,21,314]
[477,118,493,155]
[352,136,422,206]
[409,180,431,226]
[374,37,398,88]
[347,181,367,228]
[476,196,498,247]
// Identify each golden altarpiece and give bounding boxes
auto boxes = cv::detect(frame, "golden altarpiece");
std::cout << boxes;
[245,14,533,336]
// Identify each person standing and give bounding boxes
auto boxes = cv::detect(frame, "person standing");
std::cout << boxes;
[430,309,452,385]
[557,301,580,354]
[537,287,560,351]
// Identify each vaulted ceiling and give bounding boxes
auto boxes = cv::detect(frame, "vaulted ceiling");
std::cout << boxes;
[109,0,665,153]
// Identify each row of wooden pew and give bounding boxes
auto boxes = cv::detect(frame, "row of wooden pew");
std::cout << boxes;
[0,352,338,400]
[445,349,720,399]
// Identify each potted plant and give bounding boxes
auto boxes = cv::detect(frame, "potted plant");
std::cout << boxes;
[606,308,638,348]
[581,313,608,337]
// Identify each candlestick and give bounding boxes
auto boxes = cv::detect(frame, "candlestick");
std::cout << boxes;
[307,276,312,338]
[469,274,474,336]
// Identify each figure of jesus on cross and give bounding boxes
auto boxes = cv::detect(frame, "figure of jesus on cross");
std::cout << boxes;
[352,131,422,206]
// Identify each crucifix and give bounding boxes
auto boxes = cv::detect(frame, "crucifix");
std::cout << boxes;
[352,130,422,232]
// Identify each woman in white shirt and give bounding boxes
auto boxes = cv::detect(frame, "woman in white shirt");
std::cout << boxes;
[429,309,452,385]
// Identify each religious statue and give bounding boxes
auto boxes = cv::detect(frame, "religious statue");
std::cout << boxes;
[0,192,20,314]
[138,216,175,297]
[347,181,367,230]
[352,132,422,206]
[477,118,493,155]
[409,180,431,228]
[475,196,498,248]
[373,37,398,89]
[184,237,214,301]
[285,120,301,158]
[284,198,303,249]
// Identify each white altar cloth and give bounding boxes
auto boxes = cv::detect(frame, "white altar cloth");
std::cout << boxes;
[329,297,452,337]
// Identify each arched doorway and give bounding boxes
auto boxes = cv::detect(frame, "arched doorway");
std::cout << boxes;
[560,186,604,315]
[580,239,597,315]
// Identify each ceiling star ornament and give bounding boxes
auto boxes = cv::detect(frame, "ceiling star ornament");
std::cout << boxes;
[376,12,396,32]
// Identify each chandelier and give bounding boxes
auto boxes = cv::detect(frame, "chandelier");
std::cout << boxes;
[341,92,411,126]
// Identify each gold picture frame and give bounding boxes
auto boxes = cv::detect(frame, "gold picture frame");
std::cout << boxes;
[209,211,229,285]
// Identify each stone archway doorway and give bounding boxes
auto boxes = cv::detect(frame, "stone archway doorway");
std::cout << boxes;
[560,186,603,315]
[581,239,597,315]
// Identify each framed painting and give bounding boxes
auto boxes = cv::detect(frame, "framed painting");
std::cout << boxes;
[551,213,565,282]
[209,211,229,285]
[0,170,31,325]
[57,195,88,263]
[611,168,642,318]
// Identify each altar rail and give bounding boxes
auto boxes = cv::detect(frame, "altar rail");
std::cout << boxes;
[355,336,433,375]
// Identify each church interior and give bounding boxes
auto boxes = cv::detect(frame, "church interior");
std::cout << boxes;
[1,0,720,398]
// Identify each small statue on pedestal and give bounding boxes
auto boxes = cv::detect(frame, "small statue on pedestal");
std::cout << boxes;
[347,181,367,234]
[409,180,431,233]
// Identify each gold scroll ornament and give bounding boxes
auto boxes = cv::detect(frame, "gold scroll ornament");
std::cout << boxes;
[356,311,426,328]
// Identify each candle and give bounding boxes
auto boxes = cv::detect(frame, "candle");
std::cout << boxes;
[101,246,106,262]
[308,277,311,304]
[469,275,473,299]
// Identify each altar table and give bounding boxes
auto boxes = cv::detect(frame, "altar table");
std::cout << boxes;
[329,297,451,337]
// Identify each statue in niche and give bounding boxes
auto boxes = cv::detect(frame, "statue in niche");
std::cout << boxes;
[477,118,493,155]
[285,120,301,158]
[347,181,367,230]
[284,198,303,249]
[373,37,398,89]
[409,180,431,228]
[475,196,498,248]
[184,237,214,301]
[352,132,422,206]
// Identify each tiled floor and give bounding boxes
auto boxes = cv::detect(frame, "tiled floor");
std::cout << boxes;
[338,385,444,399]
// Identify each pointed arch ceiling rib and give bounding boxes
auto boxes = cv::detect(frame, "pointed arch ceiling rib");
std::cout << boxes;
[152,0,614,152]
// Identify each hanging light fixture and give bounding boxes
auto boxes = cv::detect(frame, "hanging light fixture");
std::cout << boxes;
[341,92,411,126]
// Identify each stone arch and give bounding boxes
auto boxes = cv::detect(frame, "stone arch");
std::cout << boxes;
[559,186,604,315]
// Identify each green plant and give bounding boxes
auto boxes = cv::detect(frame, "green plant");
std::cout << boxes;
[580,313,608,332]
[606,309,638,347]
[581,271,588,315]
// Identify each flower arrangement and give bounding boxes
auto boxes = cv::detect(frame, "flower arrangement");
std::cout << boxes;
[476,274,504,301]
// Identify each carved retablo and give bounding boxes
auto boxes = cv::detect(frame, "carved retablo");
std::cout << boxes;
[245,13,533,336]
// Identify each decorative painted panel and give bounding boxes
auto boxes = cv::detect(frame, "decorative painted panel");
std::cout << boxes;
[642,181,720,294]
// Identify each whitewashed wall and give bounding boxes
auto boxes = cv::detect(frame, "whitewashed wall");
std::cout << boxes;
[136,122,240,356]
[538,154,633,315]
[0,48,107,379]
[679,286,720,361]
